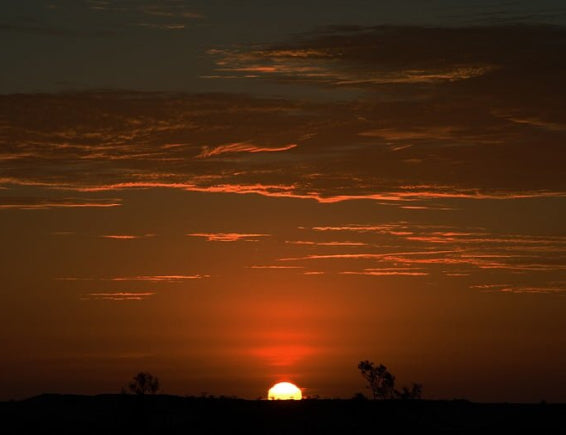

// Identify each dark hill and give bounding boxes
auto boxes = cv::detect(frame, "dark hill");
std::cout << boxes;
[1,394,564,434]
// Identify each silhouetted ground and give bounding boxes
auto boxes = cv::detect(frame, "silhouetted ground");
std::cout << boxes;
[2,394,565,434]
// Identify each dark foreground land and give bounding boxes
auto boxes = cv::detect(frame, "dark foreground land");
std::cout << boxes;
[2,395,565,434]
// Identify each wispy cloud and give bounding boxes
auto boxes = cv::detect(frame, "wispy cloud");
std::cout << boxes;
[470,283,566,295]
[0,197,121,210]
[110,275,209,282]
[82,291,155,301]
[206,41,493,87]
[279,250,456,261]
[139,4,203,19]
[340,270,429,277]
[279,222,566,283]
[248,265,304,269]
[285,240,367,246]
[207,25,564,89]
[100,234,155,240]
[58,274,209,282]
[2,85,565,205]
[196,142,297,158]
[86,0,203,32]
[187,232,270,242]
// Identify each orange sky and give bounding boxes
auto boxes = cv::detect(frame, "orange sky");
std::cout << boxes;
[1,1,565,402]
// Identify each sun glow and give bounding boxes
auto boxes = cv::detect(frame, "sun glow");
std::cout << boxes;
[267,382,302,400]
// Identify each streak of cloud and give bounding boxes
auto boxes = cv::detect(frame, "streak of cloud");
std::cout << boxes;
[82,291,155,301]
[100,234,155,240]
[110,275,209,282]
[340,270,429,276]
[248,265,304,269]
[0,197,122,210]
[187,232,270,242]
[470,283,566,295]
[58,274,209,282]
[196,142,297,158]
[2,87,565,204]
[285,240,367,246]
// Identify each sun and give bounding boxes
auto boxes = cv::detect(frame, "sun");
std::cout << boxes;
[267,382,302,400]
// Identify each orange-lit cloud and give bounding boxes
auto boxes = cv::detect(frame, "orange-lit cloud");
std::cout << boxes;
[82,292,155,301]
[470,283,566,295]
[340,270,429,277]
[248,265,304,269]
[100,234,155,240]
[187,232,270,242]
[60,182,565,204]
[285,240,367,246]
[196,142,297,158]
[0,197,122,210]
[2,84,565,206]
[58,274,209,282]
[110,275,209,282]
[205,25,566,101]
[207,43,492,86]
[279,250,456,262]
[274,221,566,280]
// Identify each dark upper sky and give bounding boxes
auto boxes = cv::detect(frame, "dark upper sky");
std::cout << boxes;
[1,1,565,402]
[2,0,566,93]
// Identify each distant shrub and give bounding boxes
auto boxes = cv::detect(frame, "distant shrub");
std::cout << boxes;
[127,372,160,395]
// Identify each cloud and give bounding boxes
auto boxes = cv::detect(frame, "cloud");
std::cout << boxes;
[285,240,367,246]
[2,57,565,206]
[0,197,121,210]
[340,270,429,277]
[206,38,493,87]
[248,265,304,269]
[279,250,456,262]
[86,0,204,31]
[66,182,566,203]
[110,275,209,282]
[134,22,186,30]
[139,4,203,19]
[82,291,155,301]
[187,233,270,242]
[470,283,566,295]
[196,142,297,158]
[58,274,209,282]
[100,234,155,239]
[278,222,566,281]
[206,25,565,92]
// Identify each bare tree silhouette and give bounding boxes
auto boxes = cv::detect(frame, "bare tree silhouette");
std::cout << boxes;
[128,372,160,395]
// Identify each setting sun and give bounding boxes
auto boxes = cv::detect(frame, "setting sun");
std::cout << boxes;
[268,382,302,400]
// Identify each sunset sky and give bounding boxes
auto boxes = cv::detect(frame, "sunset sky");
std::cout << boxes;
[1,0,565,402]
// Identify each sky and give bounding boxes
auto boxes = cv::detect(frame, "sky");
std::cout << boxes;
[1,0,565,402]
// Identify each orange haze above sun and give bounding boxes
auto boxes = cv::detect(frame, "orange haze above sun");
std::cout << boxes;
[267,382,302,400]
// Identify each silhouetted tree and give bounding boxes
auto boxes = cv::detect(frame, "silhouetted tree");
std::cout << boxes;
[128,372,160,395]
[395,383,423,400]
[358,361,423,400]
[357,361,396,399]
